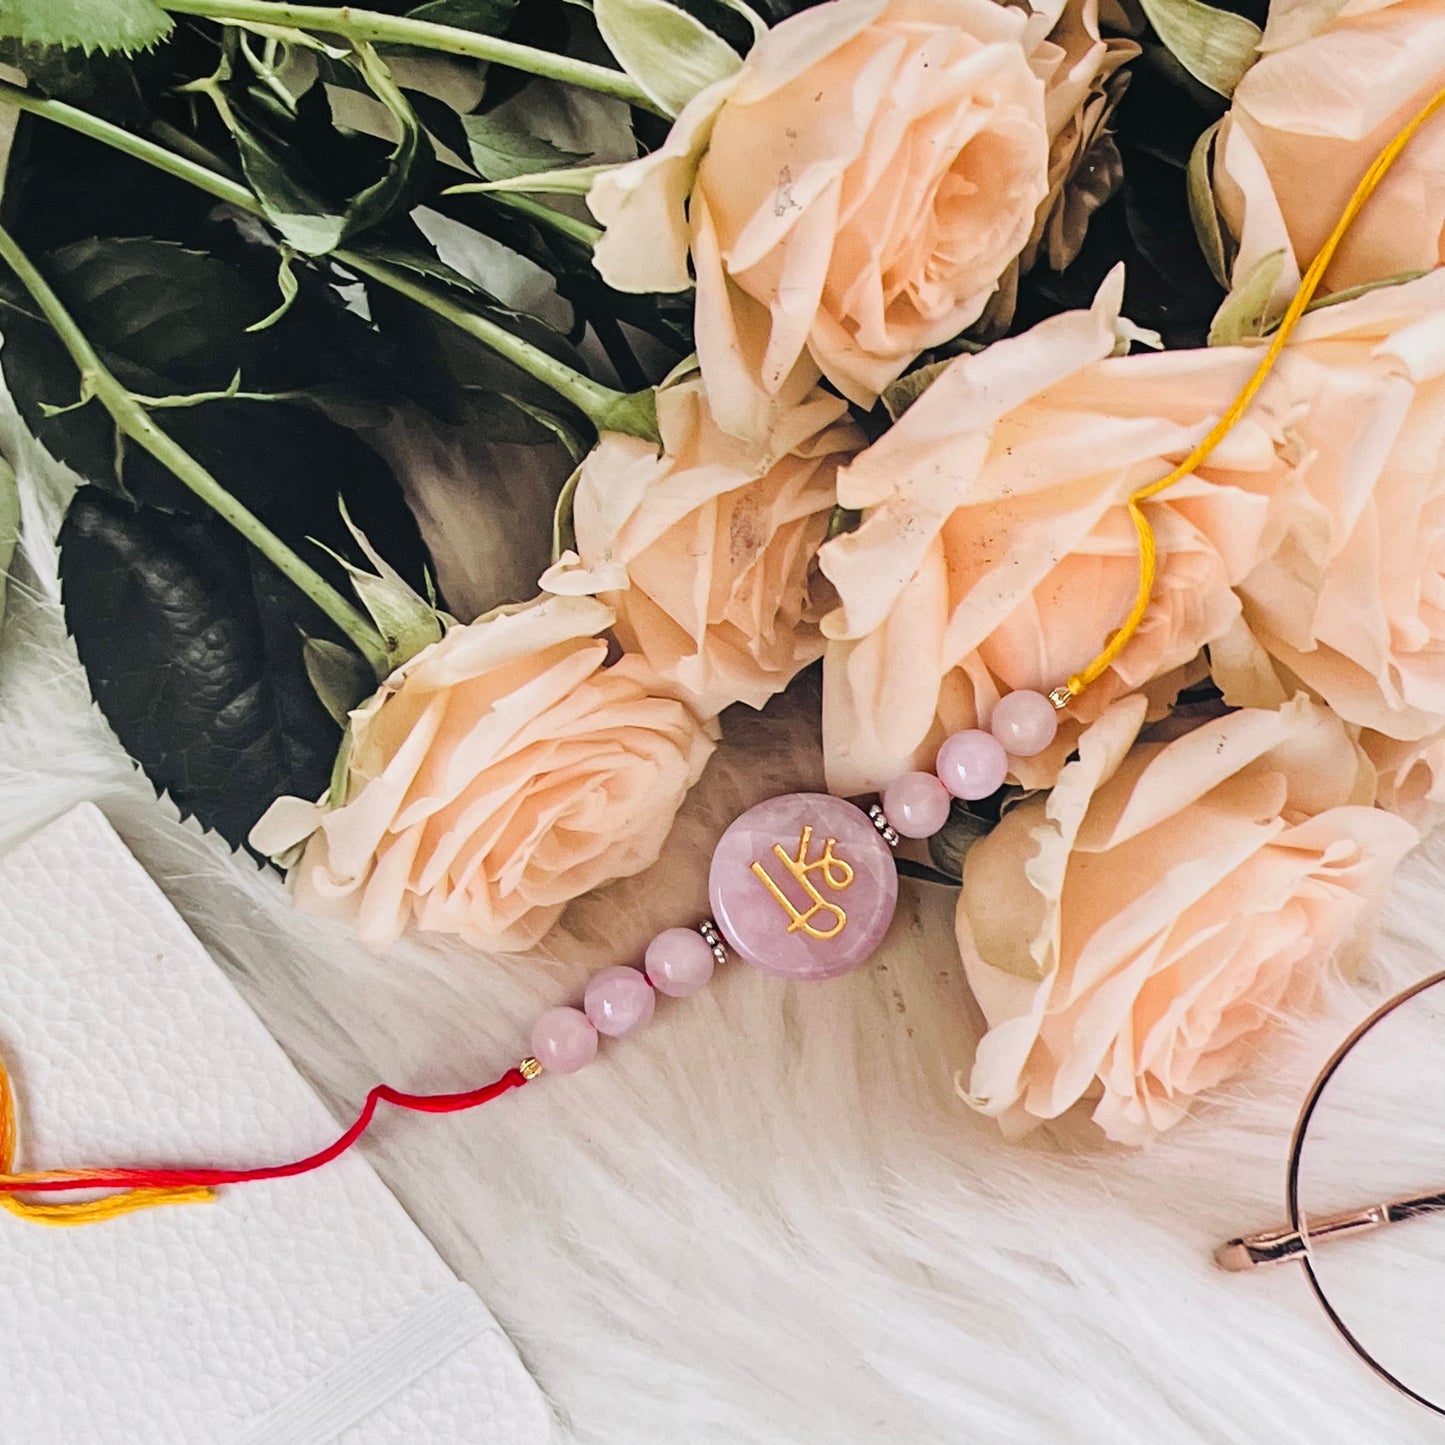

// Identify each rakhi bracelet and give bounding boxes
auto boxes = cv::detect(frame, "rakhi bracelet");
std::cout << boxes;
[532,689,1058,1071]
[4,79,1442,1227]
[0,696,1059,1222]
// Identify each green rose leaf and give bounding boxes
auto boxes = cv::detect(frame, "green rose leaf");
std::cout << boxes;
[60,488,345,850]
[0,235,269,485]
[461,112,585,181]
[594,0,742,117]
[44,237,264,389]
[57,404,432,850]
[341,45,427,243]
[1135,0,1262,98]
[211,45,425,256]
[0,40,150,123]
[405,0,518,33]
[227,104,348,256]
[0,0,172,55]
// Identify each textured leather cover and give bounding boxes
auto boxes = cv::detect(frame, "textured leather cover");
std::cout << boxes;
[0,803,552,1444]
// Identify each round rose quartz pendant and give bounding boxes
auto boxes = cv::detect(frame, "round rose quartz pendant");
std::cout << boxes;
[708,793,897,981]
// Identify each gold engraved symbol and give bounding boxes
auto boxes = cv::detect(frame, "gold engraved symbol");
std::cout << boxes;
[750,825,855,940]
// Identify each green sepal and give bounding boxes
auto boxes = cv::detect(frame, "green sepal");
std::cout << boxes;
[591,386,660,442]
[1186,122,1232,291]
[594,0,742,117]
[303,634,377,726]
[326,725,355,812]
[327,500,450,669]
[247,247,301,333]
[1208,248,1285,346]
[881,359,953,422]
[551,460,585,562]
[442,162,620,197]
[1135,0,1262,97]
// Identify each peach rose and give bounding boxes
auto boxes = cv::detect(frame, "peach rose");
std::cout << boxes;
[541,375,862,717]
[250,596,715,952]
[958,695,1418,1144]
[1210,270,1445,749]
[1212,0,1445,309]
[819,272,1273,796]
[589,0,1050,439]
[1362,729,1445,832]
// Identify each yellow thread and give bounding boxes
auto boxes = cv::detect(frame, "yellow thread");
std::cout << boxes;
[1061,80,1445,705]
[0,1057,213,1227]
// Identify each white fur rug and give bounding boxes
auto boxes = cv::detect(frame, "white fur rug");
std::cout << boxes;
[5,394,1445,1445]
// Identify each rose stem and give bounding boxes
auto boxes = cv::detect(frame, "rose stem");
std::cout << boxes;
[0,220,391,678]
[0,83,261,214]
[158,0,666,114]
[335,249,658,438]
[488,192,603,250]
[0,83,660,442]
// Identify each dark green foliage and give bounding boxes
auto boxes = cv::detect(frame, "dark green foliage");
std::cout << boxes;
[58,405,430,849]
[61,488,342,850]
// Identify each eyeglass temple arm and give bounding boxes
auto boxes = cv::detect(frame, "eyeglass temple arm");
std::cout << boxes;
[1216,1189,1445,1271]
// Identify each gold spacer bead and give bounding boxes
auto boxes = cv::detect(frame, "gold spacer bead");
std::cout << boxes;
[519,1056,543,1081]
[1047,685,1075,712]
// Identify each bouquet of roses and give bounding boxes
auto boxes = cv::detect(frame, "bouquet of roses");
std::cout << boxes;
[1,0,1440,1145]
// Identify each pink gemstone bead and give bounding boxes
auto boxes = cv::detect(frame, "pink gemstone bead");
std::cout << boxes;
[708,793,897,982]
[645,928,716,997]
[989,690,1059,757]
[882,771,953,839]
[530,1007,597,1074]
[936,729,1009,801]
[583,966,656,1037]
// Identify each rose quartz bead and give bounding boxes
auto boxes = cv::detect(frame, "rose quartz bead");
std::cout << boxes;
[936,729,1008,801]
[645,928,716,997]
[583,966,656,1037]
[708,793,897,981]
[882,771,953,839]
[530,1006,597,1074]
[989,690,1059,757]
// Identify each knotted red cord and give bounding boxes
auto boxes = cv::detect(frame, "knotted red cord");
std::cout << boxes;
[0,1068,529,1200]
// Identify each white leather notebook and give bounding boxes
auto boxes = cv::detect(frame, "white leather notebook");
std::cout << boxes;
[0,803,552,1444]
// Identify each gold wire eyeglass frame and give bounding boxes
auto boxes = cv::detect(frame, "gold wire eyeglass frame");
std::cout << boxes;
[1216,969,1445,1416]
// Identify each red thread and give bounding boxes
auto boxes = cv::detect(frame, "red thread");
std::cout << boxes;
[0,1068,529,1196]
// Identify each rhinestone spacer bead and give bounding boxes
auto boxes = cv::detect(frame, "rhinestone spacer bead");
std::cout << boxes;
[699,919,729,965]
[868,803,900,848]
